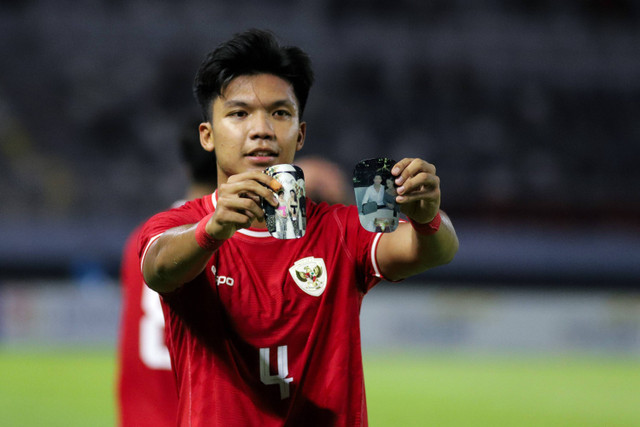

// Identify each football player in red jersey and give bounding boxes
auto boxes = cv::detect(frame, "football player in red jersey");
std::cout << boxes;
[117,119,217,427]
[138,29,458,426]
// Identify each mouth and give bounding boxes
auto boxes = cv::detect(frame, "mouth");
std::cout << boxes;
[245,149,278,165]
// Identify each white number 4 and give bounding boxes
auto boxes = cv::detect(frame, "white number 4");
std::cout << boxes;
[260,346,293,399]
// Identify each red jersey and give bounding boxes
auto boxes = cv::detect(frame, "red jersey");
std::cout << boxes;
[139,191,385,426]
[118,225,178,427]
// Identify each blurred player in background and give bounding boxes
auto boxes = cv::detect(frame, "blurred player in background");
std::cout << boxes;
[295,155,353,205]
[117,119,217,427]
[139,29,458,426]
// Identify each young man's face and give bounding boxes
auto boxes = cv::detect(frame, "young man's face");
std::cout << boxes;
[199,73,306,184]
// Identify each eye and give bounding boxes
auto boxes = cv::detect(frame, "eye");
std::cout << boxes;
[229,110,247,118]
[273,109,292,118]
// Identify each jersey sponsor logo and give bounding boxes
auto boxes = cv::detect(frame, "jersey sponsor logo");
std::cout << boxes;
[289,256,327,296]
[217,276,235,286]
[211,265,235,286]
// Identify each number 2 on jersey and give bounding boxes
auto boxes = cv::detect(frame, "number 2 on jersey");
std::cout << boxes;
[260,346,293,399]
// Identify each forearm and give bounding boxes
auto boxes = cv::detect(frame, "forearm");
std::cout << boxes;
[141,171,280,292]
[378,211,458,281]
[142,224,218,293]
[411,211,458,268]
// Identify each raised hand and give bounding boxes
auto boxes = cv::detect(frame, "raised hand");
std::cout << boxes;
[392,158,440,224]
[205,171,279,240]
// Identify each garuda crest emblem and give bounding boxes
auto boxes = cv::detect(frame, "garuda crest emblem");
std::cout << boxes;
[289,256,327,296]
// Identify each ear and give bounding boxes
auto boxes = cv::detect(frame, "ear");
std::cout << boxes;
[296,122,306,151]
[199,122,215,152]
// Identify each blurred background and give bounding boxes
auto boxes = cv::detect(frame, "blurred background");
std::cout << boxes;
[1,1,639,425]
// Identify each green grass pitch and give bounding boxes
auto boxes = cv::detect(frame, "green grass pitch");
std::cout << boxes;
[364,352,640,426]
[0,348,638,426]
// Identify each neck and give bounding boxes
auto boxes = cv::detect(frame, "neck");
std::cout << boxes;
[252,218,267,229]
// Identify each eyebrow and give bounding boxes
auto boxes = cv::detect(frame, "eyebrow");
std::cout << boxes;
[222,99,295,109]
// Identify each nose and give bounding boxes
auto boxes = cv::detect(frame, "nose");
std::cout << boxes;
[249,111,275,140]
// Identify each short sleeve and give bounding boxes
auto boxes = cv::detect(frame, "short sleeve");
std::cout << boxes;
[137,199,211,271]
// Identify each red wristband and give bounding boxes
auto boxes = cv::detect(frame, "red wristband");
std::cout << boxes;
[195,213,221,251]
[408,212,441,235]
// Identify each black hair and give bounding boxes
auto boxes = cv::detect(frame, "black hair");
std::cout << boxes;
[179,118,217,185]
[193,29,314,122]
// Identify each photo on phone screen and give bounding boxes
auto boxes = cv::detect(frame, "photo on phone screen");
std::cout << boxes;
[353,158,400,233]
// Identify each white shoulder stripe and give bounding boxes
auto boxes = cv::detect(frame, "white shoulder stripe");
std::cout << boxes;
[140,233,164,273]
[371,233,383,278]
